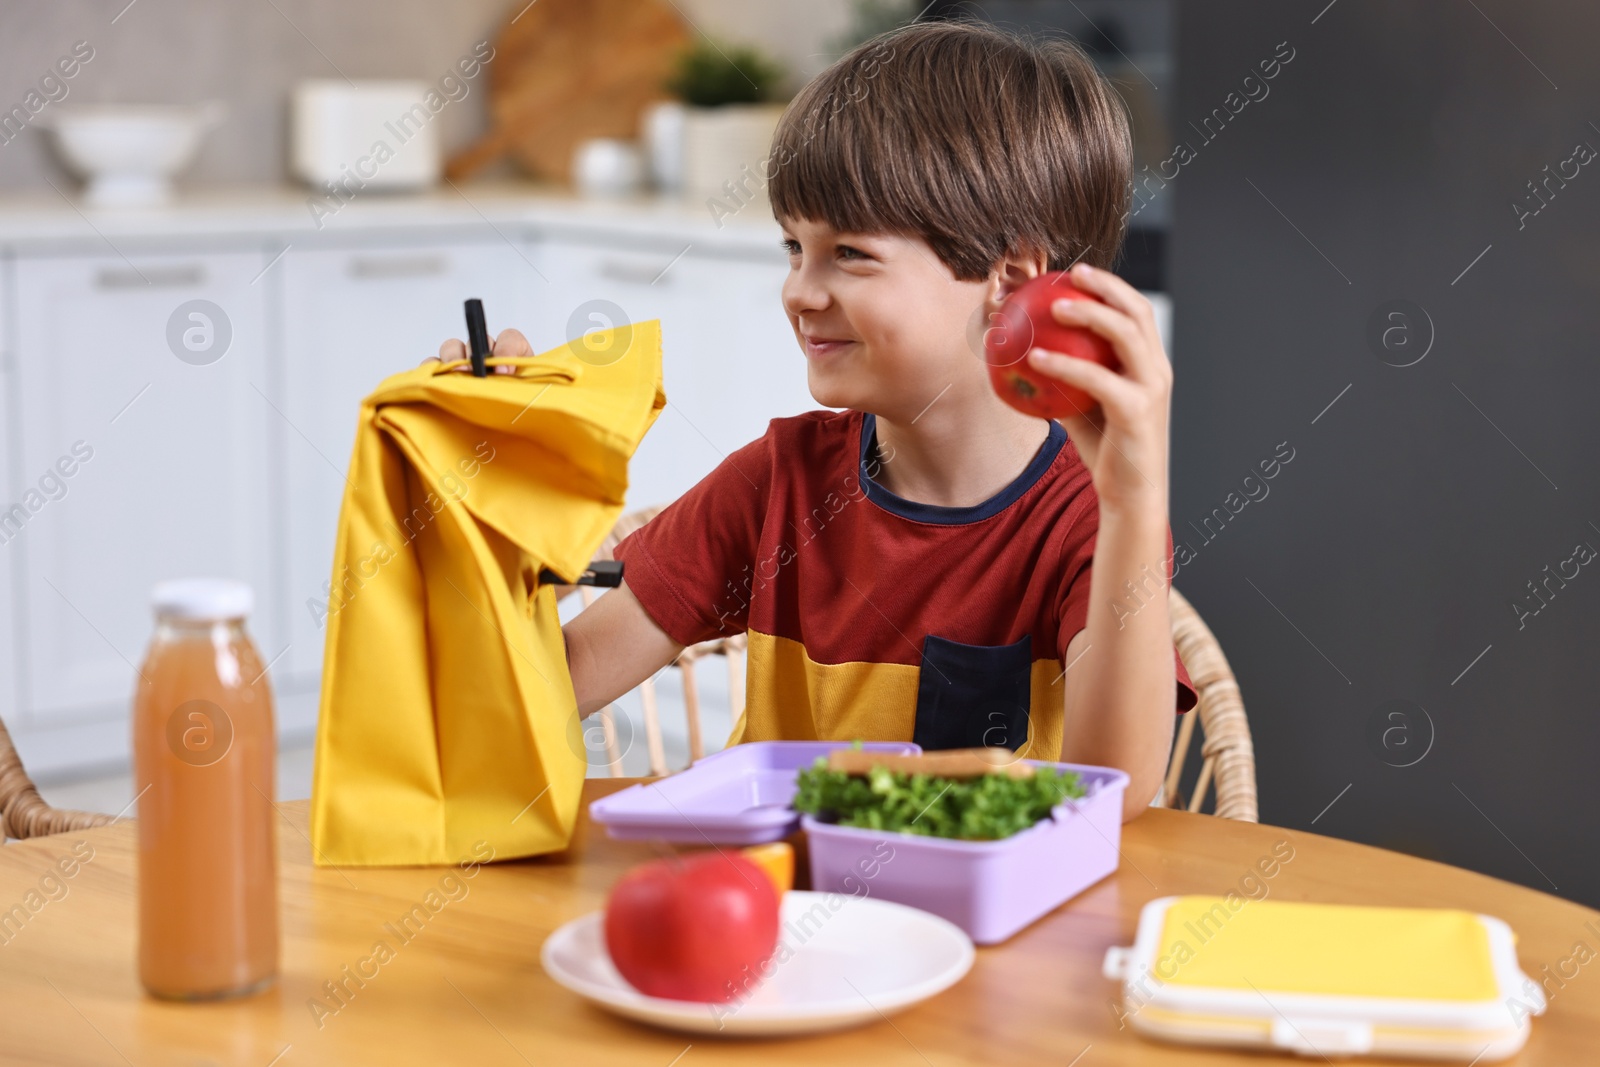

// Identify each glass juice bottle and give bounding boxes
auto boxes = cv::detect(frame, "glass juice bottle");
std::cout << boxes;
[133,579,279,999]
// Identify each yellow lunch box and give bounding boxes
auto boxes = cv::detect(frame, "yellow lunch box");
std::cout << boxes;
[1103,896,1548,1061]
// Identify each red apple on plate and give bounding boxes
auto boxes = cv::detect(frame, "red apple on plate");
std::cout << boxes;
[985,273,1120,419]
[604,851,780,1002]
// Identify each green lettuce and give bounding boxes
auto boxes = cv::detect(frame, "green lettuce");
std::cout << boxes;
[791,758,1086,841]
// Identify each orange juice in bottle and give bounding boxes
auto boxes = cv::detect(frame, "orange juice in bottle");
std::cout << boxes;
[133,579,278,999]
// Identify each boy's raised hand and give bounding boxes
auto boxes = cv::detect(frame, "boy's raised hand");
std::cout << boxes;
[1023,262,1171,515]
[425,328,532,372]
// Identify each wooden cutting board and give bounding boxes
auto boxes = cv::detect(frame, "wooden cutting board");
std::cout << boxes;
[445,0,690,183]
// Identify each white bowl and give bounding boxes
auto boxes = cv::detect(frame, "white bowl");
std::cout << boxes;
[40,103,223,207]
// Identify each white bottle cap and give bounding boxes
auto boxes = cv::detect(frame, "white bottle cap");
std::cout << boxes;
[151,578,254,621]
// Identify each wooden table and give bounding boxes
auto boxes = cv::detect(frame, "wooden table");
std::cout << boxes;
[2,780,1596,1065]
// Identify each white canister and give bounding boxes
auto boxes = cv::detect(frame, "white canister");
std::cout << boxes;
[291,80,440,191]
[642,100,686,193]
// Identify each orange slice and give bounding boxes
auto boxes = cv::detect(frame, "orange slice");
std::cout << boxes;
[741,841,793,897]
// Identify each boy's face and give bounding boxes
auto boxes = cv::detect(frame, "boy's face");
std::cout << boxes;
[778,216,994,422]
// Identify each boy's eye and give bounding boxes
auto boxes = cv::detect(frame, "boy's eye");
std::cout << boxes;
[777,238,872,261]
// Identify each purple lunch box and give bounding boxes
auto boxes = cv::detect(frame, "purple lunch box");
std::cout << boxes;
[803,761,1130,945]
[588,740,921,846]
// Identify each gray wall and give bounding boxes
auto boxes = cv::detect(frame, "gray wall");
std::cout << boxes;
[0,0,854,192]
[1170,1,1600,904]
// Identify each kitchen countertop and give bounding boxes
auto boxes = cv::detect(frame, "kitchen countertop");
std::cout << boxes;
[0,180,783,253]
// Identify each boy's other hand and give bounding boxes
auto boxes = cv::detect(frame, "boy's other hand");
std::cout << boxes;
[1024,262,1171,516]
[424,328,533,373]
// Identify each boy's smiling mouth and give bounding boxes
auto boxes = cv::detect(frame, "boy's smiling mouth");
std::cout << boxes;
[801,333,857,360]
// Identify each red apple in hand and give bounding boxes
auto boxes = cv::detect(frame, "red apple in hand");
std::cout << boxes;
[985,273,1120,419]
[603,851,780,1002]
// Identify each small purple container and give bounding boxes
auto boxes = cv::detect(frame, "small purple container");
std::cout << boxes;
[803,761,1129,945]
[588,740,920,846]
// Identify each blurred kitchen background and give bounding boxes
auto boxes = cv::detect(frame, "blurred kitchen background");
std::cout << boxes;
[4,1,1598,907]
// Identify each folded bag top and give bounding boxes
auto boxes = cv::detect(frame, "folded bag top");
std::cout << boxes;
[311,323,665,867]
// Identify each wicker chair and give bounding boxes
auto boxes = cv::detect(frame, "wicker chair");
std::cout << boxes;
[574,505,746,777]
[1162,587,1258,822]
[0,716,114,840]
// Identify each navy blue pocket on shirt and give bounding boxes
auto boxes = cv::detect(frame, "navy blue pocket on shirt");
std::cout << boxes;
[912,634,1033,752]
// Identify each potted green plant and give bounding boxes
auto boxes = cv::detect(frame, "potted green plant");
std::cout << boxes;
[662,39,786,202]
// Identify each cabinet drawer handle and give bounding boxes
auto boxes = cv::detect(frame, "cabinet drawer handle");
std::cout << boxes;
[597,257,672,286]
[95,265,205,289]
[347,254,449,279]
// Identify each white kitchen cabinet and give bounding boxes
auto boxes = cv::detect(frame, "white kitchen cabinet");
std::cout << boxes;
[0,190,793,777]
[11,250,276,725]
[278,237,542,684]
[0,260,17,730]
[659,251,815,466]
[527,237,812,512]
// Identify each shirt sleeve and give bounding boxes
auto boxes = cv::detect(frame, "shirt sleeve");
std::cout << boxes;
[611,430,772,648]
[1055,499,1198,714]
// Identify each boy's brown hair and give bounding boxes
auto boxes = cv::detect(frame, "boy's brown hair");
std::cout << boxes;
[768,20,1133,279]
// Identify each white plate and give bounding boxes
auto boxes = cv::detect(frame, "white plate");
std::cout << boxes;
[541,890,975,1036]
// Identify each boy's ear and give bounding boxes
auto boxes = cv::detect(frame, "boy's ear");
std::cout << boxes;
[989,247,1052,306]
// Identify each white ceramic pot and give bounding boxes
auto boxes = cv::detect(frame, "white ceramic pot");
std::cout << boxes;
[572,138,644,198]
[681,104,785,203]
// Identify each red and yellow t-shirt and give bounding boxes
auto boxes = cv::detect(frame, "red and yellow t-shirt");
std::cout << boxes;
[614,409,1195,759]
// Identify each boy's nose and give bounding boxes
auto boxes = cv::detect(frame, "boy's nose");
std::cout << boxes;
[781,269,832,318]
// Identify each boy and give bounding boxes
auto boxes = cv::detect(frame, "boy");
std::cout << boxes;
[441,22,1195,819]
